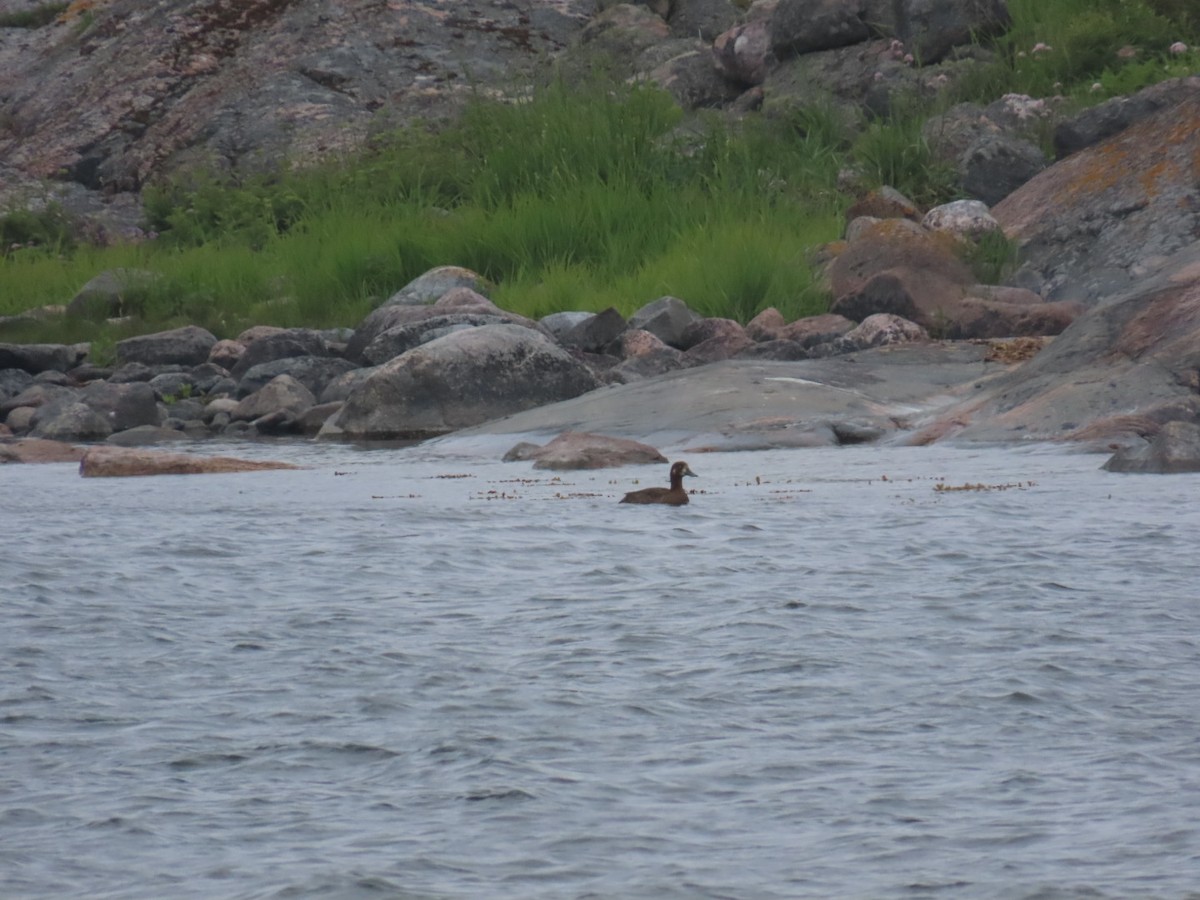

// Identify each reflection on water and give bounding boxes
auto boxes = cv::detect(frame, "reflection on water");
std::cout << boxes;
[2,441,1199,899]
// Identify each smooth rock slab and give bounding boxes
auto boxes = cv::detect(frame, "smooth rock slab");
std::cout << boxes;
[504,431,667,470]
[79,446,301,478]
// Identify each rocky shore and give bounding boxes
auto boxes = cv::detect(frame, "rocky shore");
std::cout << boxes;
[2,0,1199,473]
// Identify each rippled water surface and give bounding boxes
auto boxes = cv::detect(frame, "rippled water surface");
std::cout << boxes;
[3,440,1199,899]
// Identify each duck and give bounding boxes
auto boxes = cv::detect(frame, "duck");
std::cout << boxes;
[619,461,697,506]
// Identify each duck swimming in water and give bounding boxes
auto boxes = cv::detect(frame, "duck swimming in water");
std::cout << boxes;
[619,461,697,506]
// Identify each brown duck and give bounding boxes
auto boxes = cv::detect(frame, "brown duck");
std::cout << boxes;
[619,461,697,506]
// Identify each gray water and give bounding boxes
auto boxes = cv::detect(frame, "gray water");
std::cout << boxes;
[2,440,1199,899]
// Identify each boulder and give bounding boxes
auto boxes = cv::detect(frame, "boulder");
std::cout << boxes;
[235,355,359,398]
[540,311,596,342]
[833,313,928,351]
[746,307,788,341]
[231,375,316,423]
[668,0,739,41]
[713,19,773,86]
[1055,75,1200,158]
[228,328,329,380]
[323,324,601,440]
[829,217,972,300]
[782,313,856,347]
[960,132,1046,206]
[682,330,755,365]
[0,368,34,402]
[79,446,300,478]
[628,296,701,348]
[770,0,870,58]
[736,339,811,360]
[116,326,218,367]
[642,44,741,110]
[380,266,490,307]
[679,316,747,351]
[66,269,158,320]
[29,400,115,441]
[0,383,79,417]
[362,313,512,366]
[560,306,628,353]
[845,186,922,224]
[80,381,163,432]
[207,338,246,370]
[503,431,668,469]
[879,0,1011,64]
[0,342,88,375]
[1103,421,1200,474]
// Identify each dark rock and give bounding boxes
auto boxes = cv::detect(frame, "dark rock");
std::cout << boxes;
[162,398,207,422]
[79,446,299,478]
[628,296,701,348]
[833,420,887,444]
[0,368,34,403]
[116,326,218,368]
[771,0,870,58]
[299,401,343,435]
[80,381,163,432]
[235,355,358,399]
[669,0,738,42]
[324,324,601,440]
[540,311,595,342]
[66,269,158,320]
[1055,75,1200,159]
[362,314,512,366]
[108,361,163,383]
[682,331,755,365]
[148,371,201,400]
[318,366,378,404]
[34,370,73,386]
[507,431,667,469]
[889,0,1011,64]
[1103,422,1200,474]
[67,363,115,383]
[30,400,114,441]
[0,383,79,417]
[679,316,746,351]
[560,306,627,353]
[228,328,330,380]
[960,132,1046,206]
[0,342,88,375]
[231,375,316,423]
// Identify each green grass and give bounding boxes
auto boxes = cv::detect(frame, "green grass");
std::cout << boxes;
[1,0,1197,347]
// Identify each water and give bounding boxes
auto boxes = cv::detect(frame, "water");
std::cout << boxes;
[2,440,1199,899]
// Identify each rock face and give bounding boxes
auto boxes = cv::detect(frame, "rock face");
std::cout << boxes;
[993,84,1200,306]
[324,324,601,440]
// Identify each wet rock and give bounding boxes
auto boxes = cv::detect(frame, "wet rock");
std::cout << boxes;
[1103,422,1200,474]
[80,381,163,432]
[504,431,667,469]
[324,324,600,440]
[116,326,218,368]
[79,446,300,478]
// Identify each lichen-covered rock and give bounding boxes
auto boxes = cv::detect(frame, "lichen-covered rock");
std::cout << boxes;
[994,86,1200,305]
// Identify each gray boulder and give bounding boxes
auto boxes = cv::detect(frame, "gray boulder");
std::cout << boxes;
[235,355,359,399]
[231,374,316,425]
[30,400,114,441]
[1055,75,1200,158]
[0,383,79,417]
[560,307,628,353]
[228,328,330,380]
[0,343,88,375]
[66,269,158,320]
[116,326,218,367]
[379,266,491,308]
[323,324,601,440]
[80,382,163,432]
[628,296,701,348]
[960,132,1046,206]
[362,314,512,366]
[1103,422,1200,474]
[668,0,739,42]
[0,368,34,403]
[540,311,596,341]
[867,0,1012,64]
[770,0,870,57]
